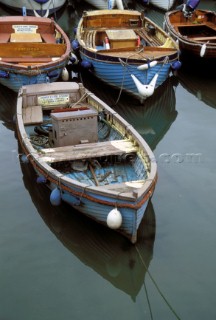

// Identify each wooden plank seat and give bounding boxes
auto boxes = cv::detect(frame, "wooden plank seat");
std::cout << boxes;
[0,42,66,58]
[23,105,43,125]
[189,36,216,41]
[100,180,145,192]
[39,140,138,163]
[10,32,42,42]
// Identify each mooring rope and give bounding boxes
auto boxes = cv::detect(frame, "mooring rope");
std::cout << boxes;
[135,245,181,320]
[143,281,154,320]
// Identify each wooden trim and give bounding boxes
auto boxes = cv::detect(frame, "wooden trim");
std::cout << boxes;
[0,42,66,58]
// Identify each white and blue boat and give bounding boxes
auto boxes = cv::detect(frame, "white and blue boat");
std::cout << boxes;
[73,9,181,102]
[0,15,71,92]
[81,0,124,10]
[16,81,157,244]
[141,0,176,11]
[0,0,67,17]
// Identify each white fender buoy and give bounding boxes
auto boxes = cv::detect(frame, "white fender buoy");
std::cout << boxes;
[137,60,157,70]
[115,0,124,10]
[33,9,49,18]
[104,37,110,50]
[131,73,159,99]
[61,67,69,81]
[200,42,208,57]
[107,208,122,229]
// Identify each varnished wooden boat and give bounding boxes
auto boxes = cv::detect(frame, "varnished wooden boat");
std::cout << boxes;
[73,9,180,102]
[0,0,67,17]
[0,16,71,92]
[16,81,157,244]
[164,7,216,65]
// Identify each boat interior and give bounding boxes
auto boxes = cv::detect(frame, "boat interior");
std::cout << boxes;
[21,83,148,188]
[169,10,216,42]
[0,19,67,66]
[80,10,178,58]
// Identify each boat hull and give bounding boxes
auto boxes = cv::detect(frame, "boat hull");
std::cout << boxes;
[0,0,66,17]
[150,0,176,11]
[46,177,150,244]
[0,63,66,92]
[79,50,173,100]
[83,0,115,9]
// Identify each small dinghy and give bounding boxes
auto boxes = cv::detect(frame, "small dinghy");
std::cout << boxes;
[16,81,157,243]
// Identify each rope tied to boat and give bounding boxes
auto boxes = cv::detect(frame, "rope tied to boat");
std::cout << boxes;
[135,245,182,320]
[68,91,90,109]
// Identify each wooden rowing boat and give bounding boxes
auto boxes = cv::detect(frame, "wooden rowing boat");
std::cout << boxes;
[164,6,216,66]
[0,15,71,92]
[16,81,157,244]
[73,9,180,102]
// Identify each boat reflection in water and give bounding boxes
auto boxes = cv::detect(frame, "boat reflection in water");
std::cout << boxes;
[177,67,216,110]
[0,84,17,131]
[81,72,178,150]
[20,160,156,302]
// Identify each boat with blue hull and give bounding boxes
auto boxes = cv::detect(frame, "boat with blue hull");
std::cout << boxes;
[16,81,157,243]
[0,15,71,92]
[80,0,124,10]
[145,0,177,11]
[73,9,180,102]
[20,157,156,301]
[0,0,67,17]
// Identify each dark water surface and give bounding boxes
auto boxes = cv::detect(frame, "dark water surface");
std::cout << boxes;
[0,1,216,319]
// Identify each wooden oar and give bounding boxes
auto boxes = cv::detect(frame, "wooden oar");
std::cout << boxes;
[89,163,99,186]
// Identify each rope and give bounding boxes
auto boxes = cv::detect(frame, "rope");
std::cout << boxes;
[114,48,146,105]
[68,91,90,108]
[143,281,153,320]
[135,245,182,320]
